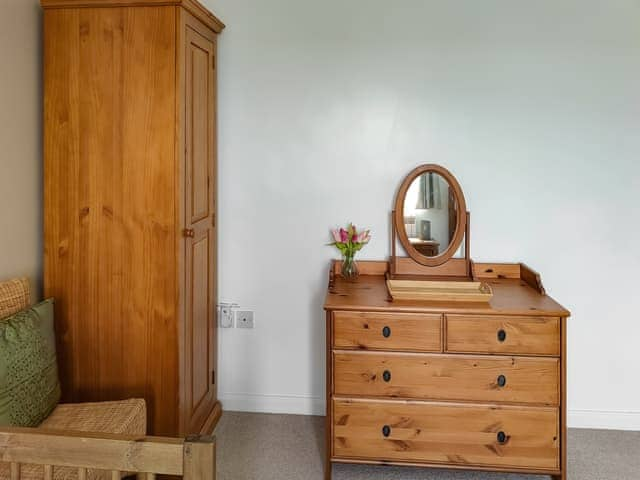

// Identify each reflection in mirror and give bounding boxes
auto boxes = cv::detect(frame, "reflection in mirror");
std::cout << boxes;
[403,172,458,257]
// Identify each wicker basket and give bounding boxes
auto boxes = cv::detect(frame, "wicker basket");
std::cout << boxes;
[0,277,30,320]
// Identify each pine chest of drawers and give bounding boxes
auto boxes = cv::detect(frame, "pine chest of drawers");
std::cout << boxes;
[324,262,570,480]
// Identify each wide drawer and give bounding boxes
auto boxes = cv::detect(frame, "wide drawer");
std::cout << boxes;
[333,311,442,352]
[446,315,560,356]
[334,351,559,406]
[333,399,559,470]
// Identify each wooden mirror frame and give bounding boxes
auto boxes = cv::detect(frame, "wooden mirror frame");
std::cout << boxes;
[393,164,467,267]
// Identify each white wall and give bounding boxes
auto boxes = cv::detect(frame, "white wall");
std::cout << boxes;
[205,0,640,430]
[0,0,42,296]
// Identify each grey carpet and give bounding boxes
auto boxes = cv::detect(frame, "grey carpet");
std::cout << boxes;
[214,412,640,480]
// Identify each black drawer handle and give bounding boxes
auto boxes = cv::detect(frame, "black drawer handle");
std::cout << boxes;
[382,326,391,338]
[497,329,507,342]
[497,431,507,443]
[383,370,392,382]
[497,374,507,387]
[382,425,391,437]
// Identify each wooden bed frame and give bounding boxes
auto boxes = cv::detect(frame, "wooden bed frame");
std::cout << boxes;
[0,428,215,480]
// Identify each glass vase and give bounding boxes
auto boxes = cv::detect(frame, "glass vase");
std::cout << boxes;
[341,254,359,282]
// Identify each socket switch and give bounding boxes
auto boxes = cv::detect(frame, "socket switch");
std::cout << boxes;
[236,310,254,329]
[219,304,236,328]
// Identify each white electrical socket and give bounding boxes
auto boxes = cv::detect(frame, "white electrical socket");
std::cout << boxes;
[236,310,254,329]
[218,303,238,328]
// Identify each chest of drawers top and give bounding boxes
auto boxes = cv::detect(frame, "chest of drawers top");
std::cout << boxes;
[324,263,569,318]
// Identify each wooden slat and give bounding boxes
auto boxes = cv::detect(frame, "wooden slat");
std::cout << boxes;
[473,263,521,279]
[387,279,492,302]
[393,257,468,277]
[0,428,185,475]
[111,470,121,480]
[520,263,546,295]
[183,436,215,480]
[78,468,87,480]
[43,464,53,480]
[10,463,20,480]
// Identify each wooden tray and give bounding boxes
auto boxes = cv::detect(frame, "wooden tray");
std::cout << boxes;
[386,278,493,302]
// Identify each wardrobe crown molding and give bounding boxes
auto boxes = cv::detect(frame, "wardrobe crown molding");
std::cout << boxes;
[40,0,225,33]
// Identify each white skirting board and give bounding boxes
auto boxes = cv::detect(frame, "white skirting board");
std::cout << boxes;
[220,393,325,416]
[567,409,640,431]
[220,393,640,431]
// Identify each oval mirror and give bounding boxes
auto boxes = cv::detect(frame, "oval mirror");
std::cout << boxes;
[394,164,467,267]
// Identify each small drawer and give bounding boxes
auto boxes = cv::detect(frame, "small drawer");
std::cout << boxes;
[333,399,559,470]
[333,311,442,352]
[333,351,559,405]
[446,315,560,356]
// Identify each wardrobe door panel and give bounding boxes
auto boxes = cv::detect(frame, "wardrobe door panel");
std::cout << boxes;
[43,5,179,436]
[183,21,217,434]
[185,228,214,431]
[185,27,214,226]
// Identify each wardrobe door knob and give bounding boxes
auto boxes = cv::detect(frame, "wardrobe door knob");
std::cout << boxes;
[497,374,507,387]
[382,425,391,437]
[383,370,392,382]
[497,431,507,444]
[382,326,391,338]
[497,329,507,342]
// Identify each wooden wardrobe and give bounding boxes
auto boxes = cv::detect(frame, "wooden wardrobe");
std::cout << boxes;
[42,0,224,436]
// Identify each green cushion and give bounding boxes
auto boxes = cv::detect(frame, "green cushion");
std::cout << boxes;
[0,299,61,426]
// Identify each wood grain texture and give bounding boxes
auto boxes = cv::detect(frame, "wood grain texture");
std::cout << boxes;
[325,311,333,480]
[333,311,442,353]
[325,274,570,317]
[325,263,567,477]
[333,399,559,470]
[446,315,560,357]
[44,5,178,434]
[554,317,568,480]
[472,263,547,295]
[200,401,222,435]
[182,17,217,434]
[0,430,217,480]
[43,1,222,436]
[391,257,470,277]
[183,436,216,480]
[40,0,226,32]
[334,351,559,406]
[0,428,185,475]
[472,263,521,279]
[387,279,493,303]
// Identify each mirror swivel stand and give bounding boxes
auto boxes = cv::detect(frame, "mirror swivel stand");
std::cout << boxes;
[389,210,472,280]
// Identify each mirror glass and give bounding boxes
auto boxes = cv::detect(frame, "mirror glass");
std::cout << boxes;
[402,172,459,258]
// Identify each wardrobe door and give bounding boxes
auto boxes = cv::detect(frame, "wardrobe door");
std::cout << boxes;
[183,22,217,433]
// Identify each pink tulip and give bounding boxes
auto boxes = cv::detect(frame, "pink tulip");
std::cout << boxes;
[331,229,341,243]
[339,228,349,243]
